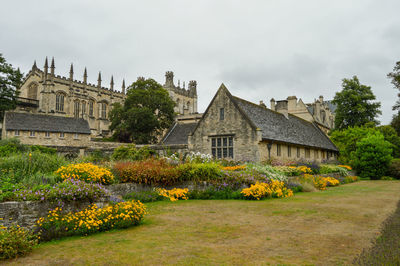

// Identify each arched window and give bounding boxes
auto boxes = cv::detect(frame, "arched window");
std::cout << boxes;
[28,83,38,99]
[74,100,80,118]
[99,102,107,119]
[56,93,65,112]
[89,100,94,117]
[81,101,86,116]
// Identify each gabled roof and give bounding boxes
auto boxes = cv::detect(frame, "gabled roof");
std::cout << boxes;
[4,112,91,134]
[162,121,198,145]
[194,84,338,151]
[324,100,337,113]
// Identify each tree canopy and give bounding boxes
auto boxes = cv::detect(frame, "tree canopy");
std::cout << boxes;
[388,61,400,110]
[332,76,381,129]
[109,78,175,144]
[0,54,23,119]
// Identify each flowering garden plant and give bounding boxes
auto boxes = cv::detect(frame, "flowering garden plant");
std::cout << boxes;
[0,224,37,260]
[241,180,294,200]
[158,188,189,201]
[35,200,147,241]
[55,163,114,185]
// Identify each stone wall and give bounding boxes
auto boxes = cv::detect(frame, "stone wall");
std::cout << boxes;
[0,200,107,229]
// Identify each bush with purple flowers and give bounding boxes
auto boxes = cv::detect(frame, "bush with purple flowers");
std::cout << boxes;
[10,179,109,203]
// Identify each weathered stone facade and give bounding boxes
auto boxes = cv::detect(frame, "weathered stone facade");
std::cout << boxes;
[189,84,338,162]
[16,58,198,139]
[271,95,336,134]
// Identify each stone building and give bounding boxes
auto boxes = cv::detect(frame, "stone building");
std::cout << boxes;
[188,84,338,162]
[9,57,198,141]
[2,112,91,147]
[163,71,198,116]
[270,96,336,134]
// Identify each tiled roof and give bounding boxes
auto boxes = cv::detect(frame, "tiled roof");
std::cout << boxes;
[232,96,338,151]
[162,122,198,145]
[5,112,91,134]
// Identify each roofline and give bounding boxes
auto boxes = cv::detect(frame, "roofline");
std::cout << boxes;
[260,138,338,152]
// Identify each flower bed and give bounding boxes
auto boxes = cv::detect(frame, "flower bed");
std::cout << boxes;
[55,163,114,185]
[241,180,294,200]
[158,188,189,201]
[0,224,37,260]
[35,200,147,241]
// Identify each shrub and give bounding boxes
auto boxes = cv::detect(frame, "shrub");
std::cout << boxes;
[184,152,213,163]
[113,159,180,185]
[387,159,400,179]
[0,138,26,157]
[0,225,37,260]
[188,187,243,200]
[246,163,288,182]
[84,149,110,164]
[29,145,57,155]
[319,164,349,176]
[123,190,164,203]
[0,152,68,183]
[111,144,156,161]
[158,188,189,201]
[55,163,114,185]
[296,162,320,174]
[12,179,109,203]
[35,200,147,241]
[176,163,222,183]
[354,134,393,180]
[241,180,294,200]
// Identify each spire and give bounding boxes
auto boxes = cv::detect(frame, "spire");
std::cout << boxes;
[44,57,48,73]
[50,57,55,76]
[32,60,37,70]
[83,67,87,84]
[69,63,74,80]
[178,80,180,87]
[183,81,185,89]
[110,75,114,90]
[97,71,102,88]
[122,79,126,94]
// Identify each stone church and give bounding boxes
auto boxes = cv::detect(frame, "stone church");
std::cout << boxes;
[2,57,198,146]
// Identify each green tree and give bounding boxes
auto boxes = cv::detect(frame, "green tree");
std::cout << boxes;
[390,111,400,136]
[109,78,175,144]
[388,61,400,110]
[377,125,400,158]
[332,76,381,129]
[0,54,23,120]
[354,133,393,180]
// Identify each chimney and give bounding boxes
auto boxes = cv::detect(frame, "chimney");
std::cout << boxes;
[259,100,266,108]
[270,98,276,111]
[287,96,297,112]
[319,95,324,103]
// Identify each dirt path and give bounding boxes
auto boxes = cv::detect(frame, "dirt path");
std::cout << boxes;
[5,181,400,265]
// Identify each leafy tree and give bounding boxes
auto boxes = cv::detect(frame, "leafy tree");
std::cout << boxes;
[0,54,23,120]
[332,76,381,129]
[109,78,175,144]
[388,61,400,110]
[377,125,400,158]
[354,133,392,180]
[390,111,400,136]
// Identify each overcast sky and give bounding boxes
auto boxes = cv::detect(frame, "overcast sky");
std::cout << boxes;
[1,0,399,124]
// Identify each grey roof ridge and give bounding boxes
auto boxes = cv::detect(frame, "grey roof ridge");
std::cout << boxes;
[161,121,178,144]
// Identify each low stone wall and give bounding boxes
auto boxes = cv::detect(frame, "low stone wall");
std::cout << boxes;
[0,200,107,230]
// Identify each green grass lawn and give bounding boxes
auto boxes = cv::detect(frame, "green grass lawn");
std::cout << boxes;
[6,181,400,265]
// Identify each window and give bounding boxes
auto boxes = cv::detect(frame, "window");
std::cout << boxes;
[305,148,310,158]
[45,132,50,138]
[100,103,107,119]
[60,132,65,138]
[89,101,94,116]
[74,101,80,118]
[82,101,86,116]
[296,147,300,158]
[287,146,291,157]
[220,108,224,121]
[28,83,38,100]
[74,133,79,139]
[211,136,233,159]
[14,130,20,136]
[314,150,319,159]
[30,131,35,137]
[56,93,64,112]
[277,144,281,156]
